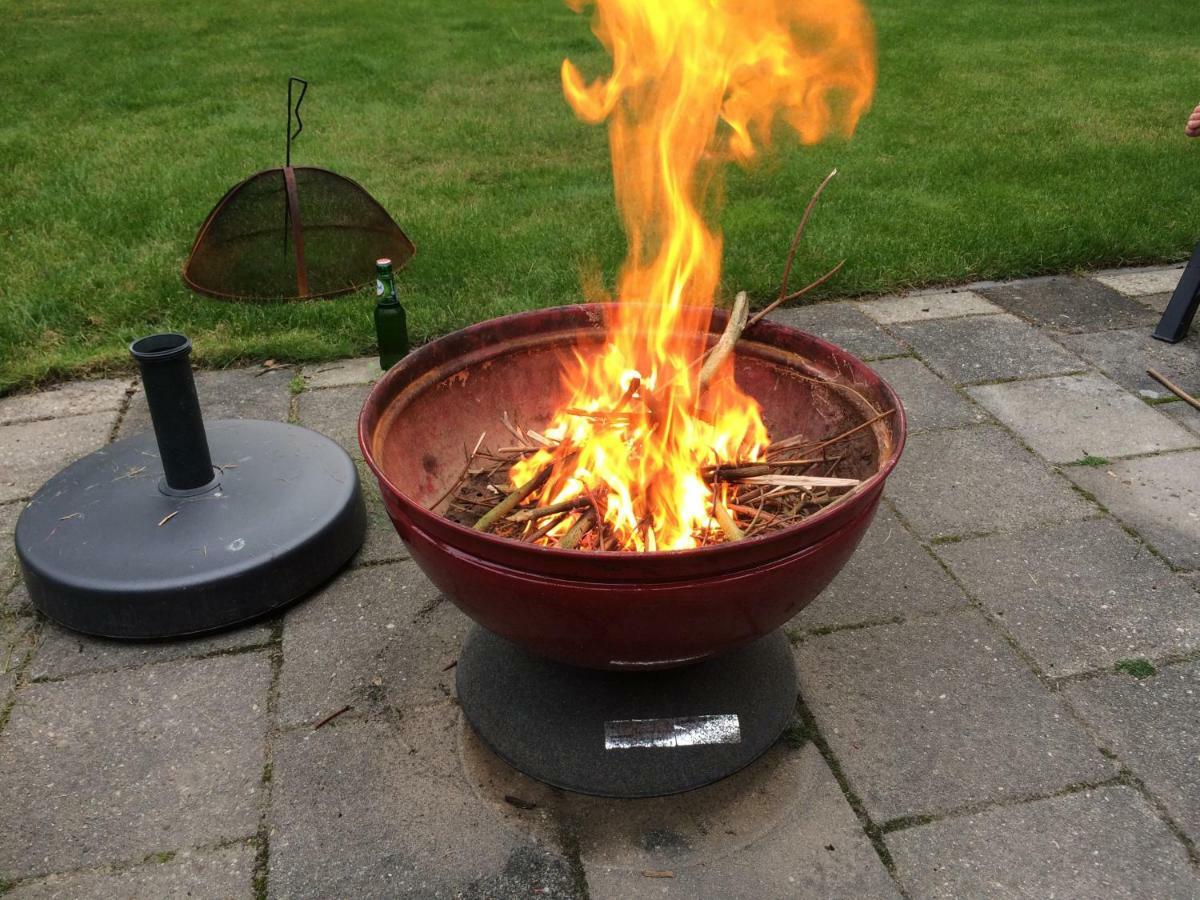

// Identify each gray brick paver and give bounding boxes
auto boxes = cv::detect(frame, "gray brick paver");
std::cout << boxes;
[1066,452,1200,570]
[967,372,1198,463]
[1066,659,1200,844]
[885,425,1093,540]
[118,366,293,440]
[889,785,1198,899]
[0,379,130,428]
[0,412,116,503]
[296,383,371,459]
[892,314,1083,385]
[796,609,1114,823]
[977,276,1156,333]
[870,357,988,433]
[936,519,1200,677]
[0,652,270,880]
[7,843,256,900]
[1057,327,1200,399]
[768,302,906,360]
[300,357,380,390]
[855,290,1000,325]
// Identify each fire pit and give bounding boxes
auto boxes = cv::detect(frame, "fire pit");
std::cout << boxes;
[359,304,904,795]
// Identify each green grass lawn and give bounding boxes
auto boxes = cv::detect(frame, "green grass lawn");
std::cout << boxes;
[2,0,1199,393]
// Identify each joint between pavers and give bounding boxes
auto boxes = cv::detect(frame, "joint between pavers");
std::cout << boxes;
[0,835,258,895]
[1047,647,1200,691]
[252,619,286,900]
[1116,767,1200,874]
[106,379,140,446]
[877,773,1128,836]
[792,692,909,895]
[25,638,277,685]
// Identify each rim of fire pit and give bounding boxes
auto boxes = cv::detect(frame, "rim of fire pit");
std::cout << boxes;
[359,303,905,572]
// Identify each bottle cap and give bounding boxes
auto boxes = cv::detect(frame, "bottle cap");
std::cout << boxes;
[376,258,392,267]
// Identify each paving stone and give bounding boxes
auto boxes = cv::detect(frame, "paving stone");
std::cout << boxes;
[118,366,293,440]
[1066,451,1200,570]
[0,413,115,503]
[936,519,1200,677]
[855,290,1000,325]
[29,619,272,681]
[461,727,898,899]
[1,501,20,595]
[0,652,270,880]
[1160,399,1200,437]
[1094,267,1185,297]
[870,358,988,433]
[893,314,1082,385]
[1134,291,1173,315]
[768,302,906,360]
[977,276,1157,333]
[885,426,1092,540]
[1,613,36,677]
[3,582,33,619]
[0,379,130,427]
[301,356,380,390]
[269,707,578,898]
[888,785,1197,899]
[354,472,409,566]
[8,842,256,900]
[796,609,1113,823]
[1066,659,1200,843]
[1057,327,1200,398]
[967,373,1198,463]
[791,505,966,633]
[278,561,465,727]
[296,383,370,459]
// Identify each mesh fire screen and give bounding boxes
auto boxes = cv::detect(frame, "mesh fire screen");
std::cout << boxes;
[182,166,415,301]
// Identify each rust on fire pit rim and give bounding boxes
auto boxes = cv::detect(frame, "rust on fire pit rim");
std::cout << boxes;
[359,303,905,576]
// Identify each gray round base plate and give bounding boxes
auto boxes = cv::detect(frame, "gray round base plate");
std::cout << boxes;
[15,420,366,639]
[457,627,797,798]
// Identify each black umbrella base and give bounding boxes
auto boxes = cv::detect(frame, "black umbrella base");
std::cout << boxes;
[456,626,798,798]
[15,419,366,639]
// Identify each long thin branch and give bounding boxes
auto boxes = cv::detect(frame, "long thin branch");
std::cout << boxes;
[1148,368,1200,411]
[775,168,838,303]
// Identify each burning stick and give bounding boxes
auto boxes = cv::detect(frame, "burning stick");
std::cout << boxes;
[713,502,744,541]
[558,510,595,550]
[698,291,749,394]
[473,461,556,533]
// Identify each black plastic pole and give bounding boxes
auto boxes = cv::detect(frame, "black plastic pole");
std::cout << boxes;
[129,333,216,493]
[1152,242,1200,343]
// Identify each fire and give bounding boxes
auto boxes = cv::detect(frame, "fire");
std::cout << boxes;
[511,0,875,551]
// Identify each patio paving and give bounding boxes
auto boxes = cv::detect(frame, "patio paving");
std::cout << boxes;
[0,264,1198,896]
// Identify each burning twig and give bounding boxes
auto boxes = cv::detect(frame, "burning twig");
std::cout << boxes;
[557,510,596,550]
[473,461,557,533]
[698,290,750,394]
[713,502,745,541]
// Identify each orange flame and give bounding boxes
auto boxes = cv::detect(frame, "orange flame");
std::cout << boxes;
[513,0,875,551]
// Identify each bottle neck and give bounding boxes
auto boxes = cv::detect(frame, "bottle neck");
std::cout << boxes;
[376,270,399,305]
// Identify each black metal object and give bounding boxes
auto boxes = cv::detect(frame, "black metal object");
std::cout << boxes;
[14,334,367,639]
[129,334,216,494]
[183,77,414,302]
[457,627,798,798]
[1152,243,1200,343]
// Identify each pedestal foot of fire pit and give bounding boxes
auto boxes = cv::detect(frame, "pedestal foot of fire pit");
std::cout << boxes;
[457,626,798,798]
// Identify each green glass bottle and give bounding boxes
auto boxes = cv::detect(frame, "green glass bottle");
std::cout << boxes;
[374,257,409,371]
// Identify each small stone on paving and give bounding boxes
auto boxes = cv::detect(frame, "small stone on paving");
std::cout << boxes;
[796,609,1113,823]
[790,504,966,634]
[1056,327,1200,398]
[888,785,1197,899]
[1066,659,1200,844]
[892,314,1082,385]
[28,618,273,681]
[0,652,269,880]
[460,729,898,899]
[278,561,465,727]
[119,366,293,439]
[301,356,381,390]
[768,302,905,360]
[967,373,1197,463]
[0,412,116,503]
[0,379,130,427]
[936,518,1200,677]
[976,276,1156,333]
[269,708,579,898]
[885,425,1092,540]
[7,842,257,900]
[1066,451,1200,570]
[1094,267,1185,297]
[855,290,1000,325]
[870,357,988,432]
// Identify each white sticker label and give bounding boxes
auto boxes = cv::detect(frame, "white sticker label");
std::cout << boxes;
[376,279,385,296]
[604,714,741,750]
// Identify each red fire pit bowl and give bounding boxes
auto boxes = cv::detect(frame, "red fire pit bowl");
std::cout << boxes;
[359,304,905,671]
